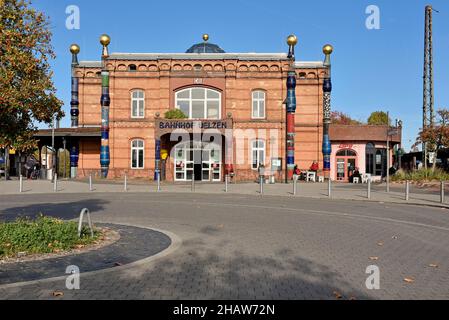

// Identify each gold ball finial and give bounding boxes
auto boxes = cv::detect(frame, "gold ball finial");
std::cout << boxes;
[287,34,298,46]
[70,44,80,54]
[203,34,209,42]
[323,44,333,55]
[100,34,111,46]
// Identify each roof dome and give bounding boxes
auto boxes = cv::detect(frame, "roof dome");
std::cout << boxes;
[186,34,225,53]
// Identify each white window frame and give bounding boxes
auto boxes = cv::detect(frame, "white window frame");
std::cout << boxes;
[252,90,266,119]
[175,87,221,120]
[251,139,266,170]
[131,139,144,169]
[131,90,145,119]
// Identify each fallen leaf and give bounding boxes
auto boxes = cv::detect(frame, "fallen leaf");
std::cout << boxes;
[333,291,343,299]
[369,257,379,261]
[377,242,384,247]
[404,277,415,283]
[429,264,439,268]
[52,291,64,297]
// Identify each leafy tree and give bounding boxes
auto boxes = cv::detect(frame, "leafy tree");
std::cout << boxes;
[0,0,63,153]
[367,111,391,126]
[165,109,187,119]
[330,111,361,125]
[414,109,449,170]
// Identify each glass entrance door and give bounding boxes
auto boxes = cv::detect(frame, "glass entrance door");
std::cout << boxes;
[174,142,221,182]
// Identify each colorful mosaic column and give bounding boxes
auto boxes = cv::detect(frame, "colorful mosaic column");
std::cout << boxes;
[286,35,298,181]
[69,44,80,178]
[100,35,111,179]
[154,139,161,181]
[322,44,334,179]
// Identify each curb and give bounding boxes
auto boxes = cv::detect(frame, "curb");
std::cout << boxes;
[0,224,182,290]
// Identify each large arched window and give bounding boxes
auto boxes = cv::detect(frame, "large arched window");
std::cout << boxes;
[252,90,266,119]
[336,149,357,157]
[131,90,145,118]
[175,88,221,119]
[131,139,144,169]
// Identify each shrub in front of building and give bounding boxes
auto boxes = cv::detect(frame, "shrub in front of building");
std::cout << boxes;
[392,168,449,183]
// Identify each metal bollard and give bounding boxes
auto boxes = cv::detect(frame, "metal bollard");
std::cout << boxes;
[54,174,58,192]
[19,175,23,193]
[259,176,264,195]
[405,180,410,201]
[225,175,229,193]
[367,178,371,200]
[328,178,332,198]
[441,181,445,204]
[191,177,195,192]
[293,177,298,196]
[89,173,93,192]
[124,173,128,191]
[157,172,161,192]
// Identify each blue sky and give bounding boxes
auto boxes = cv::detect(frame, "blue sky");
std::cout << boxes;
[34,0,449,151]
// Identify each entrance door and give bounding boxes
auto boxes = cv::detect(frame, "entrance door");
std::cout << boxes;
[174,142,222,182]
[335,149,357,182]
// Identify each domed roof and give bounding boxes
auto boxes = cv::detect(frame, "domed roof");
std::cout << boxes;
[186,35,225,53]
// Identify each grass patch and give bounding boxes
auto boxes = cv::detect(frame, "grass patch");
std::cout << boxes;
[0,215,99,258]
[392,168,449,183]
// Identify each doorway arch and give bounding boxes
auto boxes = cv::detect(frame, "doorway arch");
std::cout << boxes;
[335,149,358,182]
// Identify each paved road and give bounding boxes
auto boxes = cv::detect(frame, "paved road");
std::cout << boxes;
[0,193,448,300]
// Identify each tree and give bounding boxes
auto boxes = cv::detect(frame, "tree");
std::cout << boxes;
[367,111,391,125]
[331,111,361,125]
[414,108,449,170]
[0,0,63,153]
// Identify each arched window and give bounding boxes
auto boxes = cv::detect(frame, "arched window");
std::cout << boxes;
[251,139,266,170]
[252,90,266,119]
[366,143,376,174]
[131,139,144,169]
[128,64,137,71]
[175,88,221,119]
[131,90,145,118]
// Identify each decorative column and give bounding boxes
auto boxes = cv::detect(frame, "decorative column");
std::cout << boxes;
[69,44,80,178]
[322,44,333,179]
[100,34,111,179]
[154,139,161,181]
[286,35,298,181]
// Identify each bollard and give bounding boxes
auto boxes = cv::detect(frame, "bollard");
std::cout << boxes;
[124,173,128,191]
[157,172,161,192]
[191,177,195,192]
[89,173,93,192]
[19,175,23,193]
[225,175,229,193]
[328,178,332,198]
[367,178,371,200]
[441,181,445,204]
[405,180,410,201]
[259,176,264,195]
[54,173,58,192]
[293,177,298,196]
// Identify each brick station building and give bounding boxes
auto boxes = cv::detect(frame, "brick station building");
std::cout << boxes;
[41,35,332,182]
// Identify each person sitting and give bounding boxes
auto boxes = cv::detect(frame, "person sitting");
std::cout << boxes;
[293,165,301,180]
[309,161,319,173]
[351,167,362,183]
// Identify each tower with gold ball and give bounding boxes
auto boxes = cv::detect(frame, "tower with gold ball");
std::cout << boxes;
[100,34,111,178]
[69,44,80,178]
[322,44,333,179]
[286,35,298,181]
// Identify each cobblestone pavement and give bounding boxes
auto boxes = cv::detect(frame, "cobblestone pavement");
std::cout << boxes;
[0,192,448,300]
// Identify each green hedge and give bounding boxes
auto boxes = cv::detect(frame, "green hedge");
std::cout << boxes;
[0,215,99,258]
